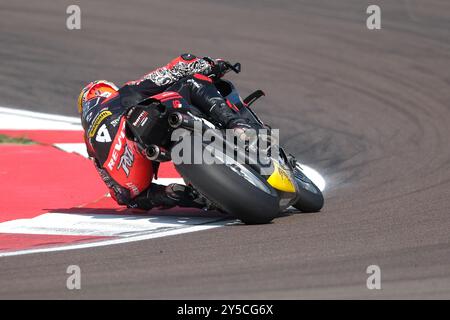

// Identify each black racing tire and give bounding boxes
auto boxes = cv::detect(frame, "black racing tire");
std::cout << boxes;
[292,165,324,212]
[172,131,280,224]
[175,162,280,224]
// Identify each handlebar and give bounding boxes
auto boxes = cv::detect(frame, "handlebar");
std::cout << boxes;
[203,57,241,75]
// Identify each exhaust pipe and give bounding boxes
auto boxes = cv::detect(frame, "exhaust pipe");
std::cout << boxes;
[168,112,201,130]
[145,144,171,162]
[168,112,184,128]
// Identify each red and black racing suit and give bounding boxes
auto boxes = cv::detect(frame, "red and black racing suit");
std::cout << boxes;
[81,53,247,210]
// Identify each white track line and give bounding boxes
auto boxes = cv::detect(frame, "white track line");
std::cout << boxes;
[54,143,89,158]
[0,106,80,124]
[0,221,231,258]
[0,108,82,130]
[0,212,227,237]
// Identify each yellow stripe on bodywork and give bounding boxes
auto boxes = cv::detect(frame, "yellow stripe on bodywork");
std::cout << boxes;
[267,161,296,193]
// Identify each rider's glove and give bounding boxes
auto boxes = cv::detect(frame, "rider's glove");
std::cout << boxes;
[204,57,230,79]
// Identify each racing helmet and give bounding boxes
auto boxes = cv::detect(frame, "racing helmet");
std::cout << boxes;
[77,80,119,114]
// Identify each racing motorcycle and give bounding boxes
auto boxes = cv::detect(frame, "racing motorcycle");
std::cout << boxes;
[128,62,324,224]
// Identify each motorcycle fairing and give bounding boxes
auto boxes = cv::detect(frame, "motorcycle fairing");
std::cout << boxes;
[267,160,296,193]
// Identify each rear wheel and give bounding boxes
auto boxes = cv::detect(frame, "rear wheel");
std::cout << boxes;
[173,136,280,224]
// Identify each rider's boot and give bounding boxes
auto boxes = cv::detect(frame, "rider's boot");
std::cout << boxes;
[134,183,206,210]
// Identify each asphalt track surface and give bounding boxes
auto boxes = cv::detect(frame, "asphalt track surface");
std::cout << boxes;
[1,0,450,299]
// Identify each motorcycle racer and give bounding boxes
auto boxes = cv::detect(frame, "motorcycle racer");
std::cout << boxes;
[78,53,252,210]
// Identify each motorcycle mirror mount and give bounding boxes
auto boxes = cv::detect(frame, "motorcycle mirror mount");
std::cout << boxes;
[227,62,241,74]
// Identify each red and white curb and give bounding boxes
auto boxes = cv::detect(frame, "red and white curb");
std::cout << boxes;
[0,106,325,258]
[0,107,234,257]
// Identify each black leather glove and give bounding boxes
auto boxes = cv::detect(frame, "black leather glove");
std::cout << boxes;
[204,57,230,79]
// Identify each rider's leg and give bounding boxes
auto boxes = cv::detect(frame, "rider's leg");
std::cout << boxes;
[168,74,249,129]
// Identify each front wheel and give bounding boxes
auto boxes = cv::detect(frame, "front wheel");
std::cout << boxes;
[292,164,324,212]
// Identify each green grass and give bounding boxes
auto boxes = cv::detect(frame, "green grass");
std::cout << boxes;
[0,134,35,144]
